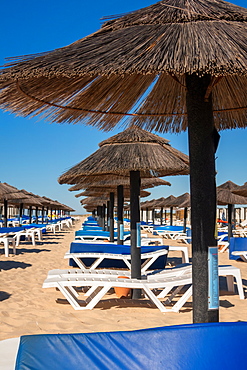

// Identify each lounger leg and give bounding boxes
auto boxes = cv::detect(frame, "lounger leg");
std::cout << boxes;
[226,276,235,293]
[171,285,193,312]
[157,286,174,299]
[83,285,111,310]
[141,285,170,313]
[12,239,16,255]
[84,286,99,297]
[230,272,245,300]
[4,240,9,257]
[57,284,82,310]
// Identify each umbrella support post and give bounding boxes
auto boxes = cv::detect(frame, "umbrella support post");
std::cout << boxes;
[170,207,173,226]
[106,201,110,232]
[102,204,106,231]
[109,193,114,242]
[160,207,163,225]
[130,170,141,299]
[228,204,233,242]
[117,185,124,245]
[186,73,219,323]
[19,203,23,226]
[183,207,188,234]
[29,206,32,224]
[4,199,8,228]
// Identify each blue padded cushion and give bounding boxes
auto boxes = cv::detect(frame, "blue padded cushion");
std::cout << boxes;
[69,242,168,269]
[229,237,247,260]
[15,322,247,370]
[75,230,129,237]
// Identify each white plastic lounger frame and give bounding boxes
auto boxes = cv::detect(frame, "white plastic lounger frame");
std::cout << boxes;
[0,234,16,257]
[43,273,193,312]
[46,264,245,300]
[65,248,168,273]
[232,251,247,262]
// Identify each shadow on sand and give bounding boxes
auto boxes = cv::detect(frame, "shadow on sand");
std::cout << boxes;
[0,260,32,270]
[0,291,11,301]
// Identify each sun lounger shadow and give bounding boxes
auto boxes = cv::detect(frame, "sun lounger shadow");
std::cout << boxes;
[0,291,11,301]
[0,261,32,270]
[219,299,235,308]
[17,247,51,254]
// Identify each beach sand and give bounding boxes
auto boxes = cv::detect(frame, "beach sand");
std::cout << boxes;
[0,216,246,341]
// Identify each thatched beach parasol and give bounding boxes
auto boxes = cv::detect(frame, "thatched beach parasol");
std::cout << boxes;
[76,189,151,198]
[0,1,246,132]
[59,126,189,297]
[1,0,247,321]
[171,193,191,232]
[75,178,169,241]
[0,182,32,226]
[69,177,171,192]
[232,182,247,197]
[59,126,189,184]
[217,181,247,240]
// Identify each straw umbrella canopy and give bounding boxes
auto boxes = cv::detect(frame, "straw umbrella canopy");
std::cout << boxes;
[76,189,151,198]
[232,182,247,197]
[171,193,191,208]
[0,182,33,226]
[170,193,191,232]
[59,126,189,297]
[0,1,246,132]
[1,0,246,322]
[217,181,247,240]
[59,127,189,184]
[69,177,171,192]
[75,177,170,237]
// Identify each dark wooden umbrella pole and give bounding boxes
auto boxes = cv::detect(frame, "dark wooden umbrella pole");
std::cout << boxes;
[109,192,114,242]
[183,207,188,234]
[102,204,106,231]
[170,206,173,226]
[4,199,8,227]
[130,170,141,299]
[228,203,233,241]
[186,73,218,323]
[106,201,110,231]
[117,185,124,245]
[160,207,163,225]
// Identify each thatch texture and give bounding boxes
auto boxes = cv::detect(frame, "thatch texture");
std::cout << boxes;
[171,192,191,208]
[217,181,247,205]
[0,0,246,132]
[232,182,247,197]
[68,177,171,191]
[0,183,31,201]
[58,126,189,185]
[156,195,177,207]
[76,188,150,198]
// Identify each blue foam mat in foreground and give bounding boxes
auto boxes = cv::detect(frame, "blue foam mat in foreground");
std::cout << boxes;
[15,322,247,370]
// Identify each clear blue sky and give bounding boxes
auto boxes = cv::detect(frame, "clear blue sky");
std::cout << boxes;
[0,0,246,214]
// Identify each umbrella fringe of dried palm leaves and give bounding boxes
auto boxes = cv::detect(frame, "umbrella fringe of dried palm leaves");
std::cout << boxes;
[0,0,246,132]
[68,176,171,191]
[58,126,189,185]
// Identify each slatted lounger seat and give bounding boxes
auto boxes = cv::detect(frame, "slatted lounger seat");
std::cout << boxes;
[43,272,193,312]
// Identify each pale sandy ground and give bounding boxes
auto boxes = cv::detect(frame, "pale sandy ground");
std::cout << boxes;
[0,216,246,341]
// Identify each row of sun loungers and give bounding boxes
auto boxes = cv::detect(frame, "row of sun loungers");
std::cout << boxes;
[0,217,73,257]
[42,216,245,313]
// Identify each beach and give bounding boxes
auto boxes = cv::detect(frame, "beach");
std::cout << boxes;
[0,215,246,342]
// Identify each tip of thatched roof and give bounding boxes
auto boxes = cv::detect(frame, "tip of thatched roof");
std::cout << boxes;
[99,126,169,147]
[103,0,247,30]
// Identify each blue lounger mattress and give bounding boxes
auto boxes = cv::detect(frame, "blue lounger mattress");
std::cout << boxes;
[69,242,169,269]
[14,322,247,370]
